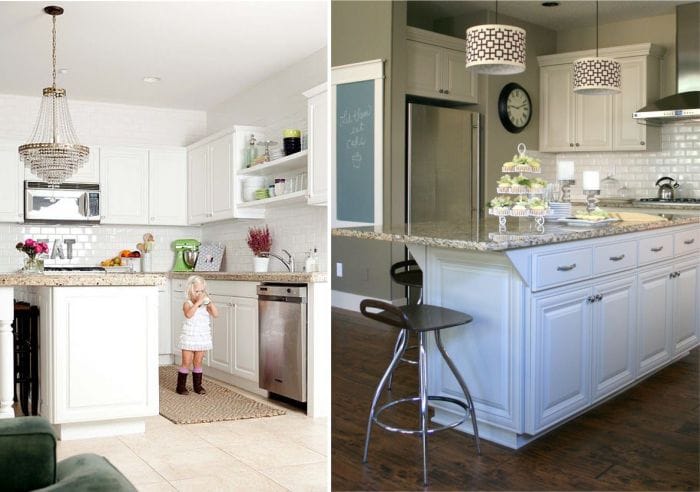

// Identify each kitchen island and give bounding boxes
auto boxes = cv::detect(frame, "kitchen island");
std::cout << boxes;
[333,213,699,448]
[0,273,166,440]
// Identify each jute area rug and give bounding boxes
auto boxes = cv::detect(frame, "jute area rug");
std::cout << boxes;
[159,366,286,424]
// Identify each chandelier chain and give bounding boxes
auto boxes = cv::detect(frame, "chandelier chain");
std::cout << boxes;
[51,14,57,89]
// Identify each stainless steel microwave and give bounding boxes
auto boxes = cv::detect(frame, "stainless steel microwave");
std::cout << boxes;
[24,181,100,223]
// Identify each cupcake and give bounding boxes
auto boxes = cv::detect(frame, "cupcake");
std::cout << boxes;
[488,196,512,215]
[497,175,513,193]
[510,198,530,216]
[528,197,549,216]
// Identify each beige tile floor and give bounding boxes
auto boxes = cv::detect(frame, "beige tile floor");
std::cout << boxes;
[55,383,329,492]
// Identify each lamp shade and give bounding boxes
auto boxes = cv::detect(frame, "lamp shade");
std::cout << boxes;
[572,57,622,95]
[465,24,526,75]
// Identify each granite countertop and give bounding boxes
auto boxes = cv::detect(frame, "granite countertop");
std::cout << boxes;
[0,272,168,287]
[589,200,700,211]
[169,271,327,283]
[332,212,699,252]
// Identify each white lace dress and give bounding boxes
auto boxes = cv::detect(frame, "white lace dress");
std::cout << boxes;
[177,301,213,351]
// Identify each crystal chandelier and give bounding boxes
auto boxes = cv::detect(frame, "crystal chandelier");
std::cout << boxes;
[465,0,526,75]
[572,1,621,95]
[18,5,89,186]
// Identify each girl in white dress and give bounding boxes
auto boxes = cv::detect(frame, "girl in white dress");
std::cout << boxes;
[176,275,218,395]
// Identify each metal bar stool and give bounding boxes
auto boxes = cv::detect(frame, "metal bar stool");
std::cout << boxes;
[360,299,480,485]
[387,260,423,390]
[13,302,39,416]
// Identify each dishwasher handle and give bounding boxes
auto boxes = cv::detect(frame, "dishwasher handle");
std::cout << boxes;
[258,294,306,304]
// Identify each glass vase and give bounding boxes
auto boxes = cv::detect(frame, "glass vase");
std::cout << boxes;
[23,256,44,273]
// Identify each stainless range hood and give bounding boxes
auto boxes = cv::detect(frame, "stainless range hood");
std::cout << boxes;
[633,3,700,123]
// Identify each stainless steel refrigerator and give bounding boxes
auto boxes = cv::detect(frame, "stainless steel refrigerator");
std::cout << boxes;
[407,103,481,224]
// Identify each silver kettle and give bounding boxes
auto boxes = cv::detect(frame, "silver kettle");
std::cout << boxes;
[655,176,679,200]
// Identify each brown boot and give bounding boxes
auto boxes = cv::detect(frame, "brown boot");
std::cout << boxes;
[193,372,206,395]
[176,371,189,395]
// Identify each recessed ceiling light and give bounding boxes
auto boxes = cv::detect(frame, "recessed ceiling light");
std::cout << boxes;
[143,76,161,83]
[58,68,69,74]
[542,2,560,6]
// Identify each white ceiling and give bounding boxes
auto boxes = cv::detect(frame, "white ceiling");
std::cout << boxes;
[408,1,692,32]
[0,1,327,110]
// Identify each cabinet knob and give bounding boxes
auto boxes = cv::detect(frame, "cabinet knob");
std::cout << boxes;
[595,294,603,301]
[669,272,675,279]
[640,141,645,145]
[569,143,574,147]
[556,263,576,272]
[444,89,449,94]
[438,89,444,94]
[684,238,695,245]
[575,143,580,147]
[609,254,625,262]
[650,246,663,252]
[586,296,594,303]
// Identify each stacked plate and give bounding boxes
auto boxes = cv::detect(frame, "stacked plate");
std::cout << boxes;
[255,188,270,200]
[242,176,266,202]
[546,202,572,221]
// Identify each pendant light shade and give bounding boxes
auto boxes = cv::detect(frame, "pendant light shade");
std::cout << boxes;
[465,24,526,74]
[465,1,526,75]
[572,2,621,95]
[18,6,88,185]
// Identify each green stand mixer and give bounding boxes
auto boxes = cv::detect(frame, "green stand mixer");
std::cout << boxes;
[172,239,201,272]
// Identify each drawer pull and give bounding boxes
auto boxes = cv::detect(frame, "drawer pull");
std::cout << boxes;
[556,263,576,272]
[650,246,664,252]
[609,254,625,262]
[684,238,695,245]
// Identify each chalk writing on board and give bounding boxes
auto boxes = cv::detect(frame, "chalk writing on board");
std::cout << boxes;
[339,106,371,168]
[336,80,374,224]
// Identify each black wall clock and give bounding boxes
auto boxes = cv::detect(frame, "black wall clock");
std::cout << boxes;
[498,82,532,133]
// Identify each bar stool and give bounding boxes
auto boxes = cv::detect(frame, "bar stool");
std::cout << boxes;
[360,299,480,485]
[13,302,39,416]
[387,260,423,390]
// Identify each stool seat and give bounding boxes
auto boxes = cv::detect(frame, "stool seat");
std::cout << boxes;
[360,300,472,332]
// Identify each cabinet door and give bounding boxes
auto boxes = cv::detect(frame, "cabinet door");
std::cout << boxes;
[613,57,648,151]
[637,265,673,375]
[209,295,233,372]
[539,65,576,152]
[232,296,259,382]
[149,149,187,225]
[100,148,149,224]
[307,89,328,205]
[672,259,699,354]
[170,289,187,355]
[591,276,636,401]
[209,135,234,221]
[187,145,209,224]
[0,142,24,223]
[529,287,591,433]
[443,48,478,103]
[575,93,613,151]
[406,40,442,98]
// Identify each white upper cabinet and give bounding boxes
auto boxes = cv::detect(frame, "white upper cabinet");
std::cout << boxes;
[149,149,187,225]
[100,147,149,224]
[538,43,664,153]
[304,83,328,206]
[187,126,264,225]
[406,27,478,104]
[0,142,24,223]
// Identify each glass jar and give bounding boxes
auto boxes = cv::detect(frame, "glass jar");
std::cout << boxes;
[23,256,44,273]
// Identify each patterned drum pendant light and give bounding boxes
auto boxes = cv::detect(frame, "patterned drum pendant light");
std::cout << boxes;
[572,1,621,95]
[18,6,89,185]
[465,1,526,75]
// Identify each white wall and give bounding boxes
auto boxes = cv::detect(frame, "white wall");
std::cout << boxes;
[0,94,205,272]
[202,47,328,273]
[539,122,700,200]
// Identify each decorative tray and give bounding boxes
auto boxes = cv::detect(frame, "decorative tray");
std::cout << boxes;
[557,217,620,227]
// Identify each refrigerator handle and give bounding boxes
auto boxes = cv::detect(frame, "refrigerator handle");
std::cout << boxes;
[407,103,414,227]
[471,113,480,215]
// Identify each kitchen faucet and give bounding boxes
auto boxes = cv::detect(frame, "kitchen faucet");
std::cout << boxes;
[262,250,294,272]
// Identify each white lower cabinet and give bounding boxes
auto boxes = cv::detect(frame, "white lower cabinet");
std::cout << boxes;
[671,258,699,354]
[637,264,674,375]
[158,283,171,357]
[170,284,186,355]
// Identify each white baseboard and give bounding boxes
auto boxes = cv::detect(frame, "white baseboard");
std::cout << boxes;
[55,418,147,441]
[331,290,406,311]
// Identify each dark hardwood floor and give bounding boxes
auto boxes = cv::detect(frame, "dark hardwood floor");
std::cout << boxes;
[331,308,700,491]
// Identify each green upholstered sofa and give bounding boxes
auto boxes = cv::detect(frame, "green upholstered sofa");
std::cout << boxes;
[0,416,136,492]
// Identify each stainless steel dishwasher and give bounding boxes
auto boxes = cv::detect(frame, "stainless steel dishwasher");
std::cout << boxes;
[257,283,307,402]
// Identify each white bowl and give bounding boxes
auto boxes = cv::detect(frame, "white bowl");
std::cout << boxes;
[243,188,257,202]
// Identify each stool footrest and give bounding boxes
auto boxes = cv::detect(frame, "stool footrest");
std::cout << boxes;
[373,395,470,435]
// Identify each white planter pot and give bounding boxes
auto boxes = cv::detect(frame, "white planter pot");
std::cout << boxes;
[253,256,269,272]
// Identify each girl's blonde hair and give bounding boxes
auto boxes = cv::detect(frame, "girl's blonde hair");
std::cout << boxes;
[186,275,207,301]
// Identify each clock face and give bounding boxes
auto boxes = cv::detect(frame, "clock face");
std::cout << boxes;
[498,83,532,133]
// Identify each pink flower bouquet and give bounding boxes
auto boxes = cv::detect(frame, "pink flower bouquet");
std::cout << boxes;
[16,238,49,259]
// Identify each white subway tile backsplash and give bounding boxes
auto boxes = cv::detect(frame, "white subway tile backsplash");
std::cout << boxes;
[548,122,700,199]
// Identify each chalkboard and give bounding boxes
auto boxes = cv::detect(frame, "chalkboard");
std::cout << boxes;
[336,80,374,223]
